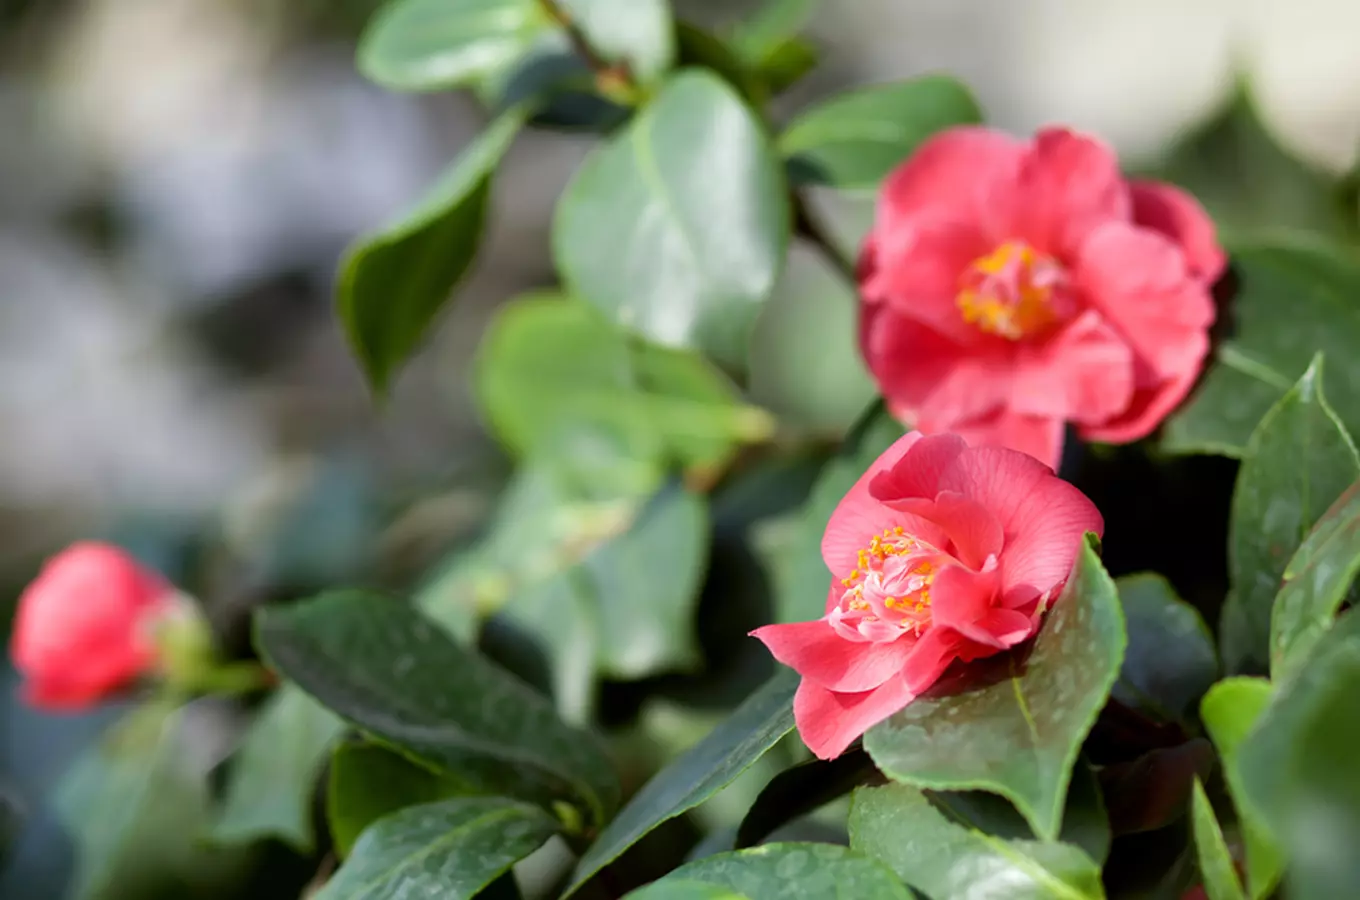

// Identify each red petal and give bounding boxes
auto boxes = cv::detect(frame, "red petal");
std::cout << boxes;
[1012,310,1135,425]
[876,491,1003,571]
[793,674,916,760]
[751,620,914,693]
[1130,180,1226,283]
[1081,362,1204,443]
[878,126,1025,237]
[997,476,1104,597]
[868,432,968,503]
[946,411,1067,471]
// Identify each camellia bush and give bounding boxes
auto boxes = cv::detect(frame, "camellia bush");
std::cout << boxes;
[10,1,1360,899]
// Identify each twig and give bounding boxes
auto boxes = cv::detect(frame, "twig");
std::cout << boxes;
[536,0,639,103]
[793,193,858,285]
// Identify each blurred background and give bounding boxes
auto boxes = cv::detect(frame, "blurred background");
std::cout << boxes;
[1,0,1358,896]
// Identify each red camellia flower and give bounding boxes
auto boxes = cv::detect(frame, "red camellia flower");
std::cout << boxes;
[752,431,1102,759]
[10,542,180,711]
[858,125,1224,469]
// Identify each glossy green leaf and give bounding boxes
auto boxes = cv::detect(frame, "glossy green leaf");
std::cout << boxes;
[255,590,620,827]
[557,0,675,84]
[1114,573,1218,723]
[1221,357,1358,674]
[752,37,818,95]
[1270,480,1360,682]
[730,0,816,64]
[638,843,915,900]
[315,796,558,900]
[554,69,789,369]
[1165,240,1360,455]
[865,538,1126,841]
[339,106,526,395]
[1200,677,1281,899]
[358,0,551,92]
[1238,609,1360,900]
[566,669,799,896]
[211,684,346,851]
[780,77,983,189]
[1190,779,1247,900]
[850,783,1104,900]
[328,741,472,858]
[627,882,746,900]
[476,294,771,474]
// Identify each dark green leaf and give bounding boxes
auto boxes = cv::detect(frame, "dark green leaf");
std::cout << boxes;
[1200,677,1281,899]
[338,106,526,395]
[553,69,789,369]
[255,591,620,826]
[1099,740,1215,837]
[850,783,1104,900]
[735,749,876,848]
[1114,573,1218,723]
[627,882,747,900]
[1165,239,1360,455]
[358,0,551,92]
[328,741,472,858]
[211,684,346,851]
[1190,779,1247,900]
[557,0,675,84]
[315,796,559,900]
[1270,480,1360,681]
[566,669,799,896]
[1221,357,1358,674]
[640,843,915,899]
[780,77,983,189]
[673,22,765,107]
[865,538,1126,841]
[753,38,818,95]
[729,0,816,64]
[1238,608,1360,900]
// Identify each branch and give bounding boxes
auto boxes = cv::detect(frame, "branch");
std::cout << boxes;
[536,0,640,104]
[793,193,858,285]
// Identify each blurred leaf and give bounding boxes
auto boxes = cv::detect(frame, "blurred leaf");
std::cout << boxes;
[730,0,816,62]
[1237,609,1360,900]
[1221,357,1358,674]
[1114,573,1218,724]
[476,294,771,475]
[328,741,473,858]
[566,669,798,896]
[752,38,818,95]
[632,843,915,899]
[1190,779,1247,900]
[735,749,875,848]
[865,538,1126,841]
[211,684,345,852]
[674,21,765,106]
[557,0,675,84]
[1200,677,1281,899]
[850,783,1104,900]
[339,106,526,395]
[780,77,983,189]
[1270,480,1360,682]
[255,591,620,826]
[627,883,746,900]
[358,0,551,92]
[54,702,244,900]
[0,788,18,868]
[315,796,558,900]
[1098,740,1215,837]
[554,70,789,369]
[1165,239,1360,455]
[476,32,629,131]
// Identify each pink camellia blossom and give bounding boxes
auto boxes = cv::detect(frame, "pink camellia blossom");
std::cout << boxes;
[858,125,1224,469]
[10,542,181,711]
[752,431,1102,760]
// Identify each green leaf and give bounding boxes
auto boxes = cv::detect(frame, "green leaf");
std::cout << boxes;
[210,684,346,851]
[850,783,1104,900]
[328,741,473,858]
[865,537,1126,841]
[255,590,620,827]
[338,106,526,395]
[1200,677,1281,900]
[358,0,551,92]
[1099,740,1216,837]
[627,882,747,900]
[54,702,247,900]
[1237,608,1360,900]
[476,293,771,475]
[1114,573,1218,723]
[553,69,790,369]
[566,669,799,896]
[1164,239,1360,455]
[730,0,817,64]
[1270,480,1360,682]
[1221,357,1359,674]
[557,0,675,84]
[752,38,818,95]
[637,843,915,899]
[1190,779,1247,900]
[315,796,559,900]
[780,77,983,189]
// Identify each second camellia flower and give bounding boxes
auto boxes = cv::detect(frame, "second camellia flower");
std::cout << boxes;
[858,125,1224,469]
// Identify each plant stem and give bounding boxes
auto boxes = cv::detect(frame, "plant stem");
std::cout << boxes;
[536,0,641,105]
[793,193,857,285]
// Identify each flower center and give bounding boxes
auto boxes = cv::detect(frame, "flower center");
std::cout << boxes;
[956,240,1066,340]
[830,527,943,641]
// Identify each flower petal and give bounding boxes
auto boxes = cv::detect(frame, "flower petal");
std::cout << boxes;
[997,476,1104,597]
[923,563,1001,645]
[1130,180,1225,283]
[1011,310,1135,425]
[878,126,1025,235]
[873,491,1003,571]
[793,674,915,760]
[1081,362,1203,443]
[946,411,1067,472]
[751,620,914,692]
[936,444,1061,534]
[900,626,974,694]
[860,217,992,345]
[868,432,968,503]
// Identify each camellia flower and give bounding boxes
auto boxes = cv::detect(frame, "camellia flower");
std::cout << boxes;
[9,542,185,710]
[752,431,1102,759]
[858,125,1224,469]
